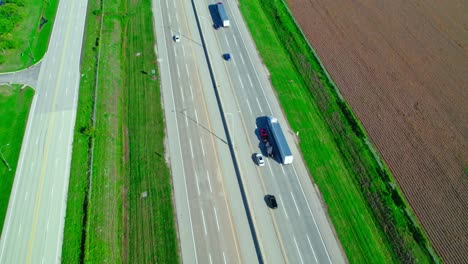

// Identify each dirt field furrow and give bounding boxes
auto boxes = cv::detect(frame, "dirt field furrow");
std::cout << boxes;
[287,0,468,262]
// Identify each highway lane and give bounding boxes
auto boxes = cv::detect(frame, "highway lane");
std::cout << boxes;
[153,0,257,262]
[193,0,347,263]
[0,0,88,263]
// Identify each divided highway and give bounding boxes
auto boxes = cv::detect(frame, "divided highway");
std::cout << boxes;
[155,0,346,263]
[153,0,257,262]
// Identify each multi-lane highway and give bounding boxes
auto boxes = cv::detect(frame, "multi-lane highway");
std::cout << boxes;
[0,0,88,263]
[0,0,345,262]
[155,0,346,263]
[153,0,258,262]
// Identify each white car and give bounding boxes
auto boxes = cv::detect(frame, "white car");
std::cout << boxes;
[255,153,265,166]
[173,35,181,43]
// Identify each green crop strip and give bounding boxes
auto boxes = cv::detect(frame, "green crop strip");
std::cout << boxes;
[238,0,439,263]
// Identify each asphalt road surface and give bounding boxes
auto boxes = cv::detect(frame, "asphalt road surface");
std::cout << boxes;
[153,0,258,263]
[0,0,88,263]
[159,0,347,263]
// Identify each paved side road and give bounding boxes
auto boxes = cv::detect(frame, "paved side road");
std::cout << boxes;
[0,62,42,88]
[0,0,89,263]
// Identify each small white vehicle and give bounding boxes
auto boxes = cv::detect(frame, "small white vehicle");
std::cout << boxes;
[255,153,265,166]
[173,35,181,43]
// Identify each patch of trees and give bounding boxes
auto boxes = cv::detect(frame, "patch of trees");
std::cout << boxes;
[0,0,25,62]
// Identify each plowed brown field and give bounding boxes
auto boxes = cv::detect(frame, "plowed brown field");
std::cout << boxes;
[286,0,468,263]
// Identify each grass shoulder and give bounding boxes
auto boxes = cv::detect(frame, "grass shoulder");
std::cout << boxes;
[0,84,34,230]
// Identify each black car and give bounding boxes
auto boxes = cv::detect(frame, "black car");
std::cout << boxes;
[266,195,278,209]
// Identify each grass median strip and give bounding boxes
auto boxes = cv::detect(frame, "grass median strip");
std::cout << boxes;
[62,0,179,262]
[239,0,437,263]
[0,84,34,230]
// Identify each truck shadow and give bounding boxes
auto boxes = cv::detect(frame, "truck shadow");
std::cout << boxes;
[208,4,221,30]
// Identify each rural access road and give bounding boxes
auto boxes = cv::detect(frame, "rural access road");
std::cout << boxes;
[0,62,41,88]
[0,0,88,263]
[153,0,258,263]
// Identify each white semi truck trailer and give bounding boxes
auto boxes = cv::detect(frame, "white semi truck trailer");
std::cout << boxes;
[217,2,230,27]
[267,116,293,165]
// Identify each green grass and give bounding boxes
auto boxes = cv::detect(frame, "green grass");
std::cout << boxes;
[61,0,179,262]
[60,0,100,261]
[0,84,34,230]
[239,0,437,263]
[0,0,59,72]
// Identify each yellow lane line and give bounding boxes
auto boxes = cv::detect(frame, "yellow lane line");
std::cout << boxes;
[26,1,76,262]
